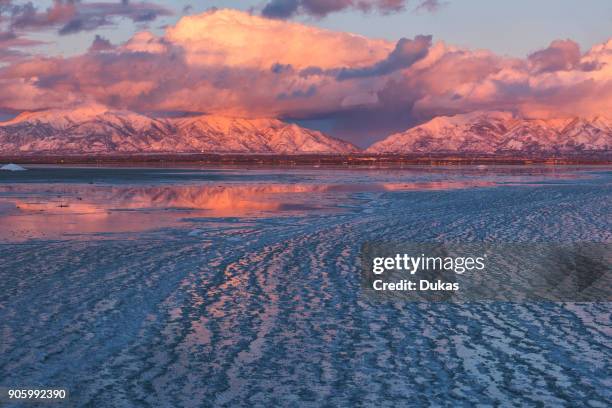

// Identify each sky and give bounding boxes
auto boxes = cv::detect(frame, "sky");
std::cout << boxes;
[0,0,611,146]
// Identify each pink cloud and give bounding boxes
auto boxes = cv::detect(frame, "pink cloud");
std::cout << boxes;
[164,9,392,70]
[405,39,612,119]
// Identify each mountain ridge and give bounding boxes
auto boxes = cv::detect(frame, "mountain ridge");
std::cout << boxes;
[0,107,358,155]
[1,108,610,156]
[367,111,611,154]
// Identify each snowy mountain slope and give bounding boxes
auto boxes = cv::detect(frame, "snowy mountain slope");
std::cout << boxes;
[0,107,357,154]
[2,108,610,155]
[171,116,356,154]
[367,111,611,154]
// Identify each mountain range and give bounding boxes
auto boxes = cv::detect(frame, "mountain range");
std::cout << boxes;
[0,108,610,155]
[0,106,357,155]
[367,111,611,154]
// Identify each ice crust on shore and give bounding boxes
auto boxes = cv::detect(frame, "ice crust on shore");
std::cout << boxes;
[0,163,26,171]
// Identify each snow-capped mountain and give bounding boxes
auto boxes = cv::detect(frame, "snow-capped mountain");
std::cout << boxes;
[171,116,356,154]
[2,108,610,156]
[367,111,611,154]
[0,106,357,155]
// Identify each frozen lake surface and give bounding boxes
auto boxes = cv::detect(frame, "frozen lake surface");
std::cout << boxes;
[0,165,610,406]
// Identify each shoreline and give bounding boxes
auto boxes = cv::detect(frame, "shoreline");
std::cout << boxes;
[1,153,611,166]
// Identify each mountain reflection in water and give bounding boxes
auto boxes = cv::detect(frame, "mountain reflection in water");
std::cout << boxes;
[0,179,496,240]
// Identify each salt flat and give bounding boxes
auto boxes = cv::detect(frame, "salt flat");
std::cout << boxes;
[0,165,610,406]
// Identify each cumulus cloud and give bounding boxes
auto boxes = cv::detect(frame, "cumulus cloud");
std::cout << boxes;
[0,9,396,119]
[164,9,392,69]
[0,8,610,145]
[402,40,612,120]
